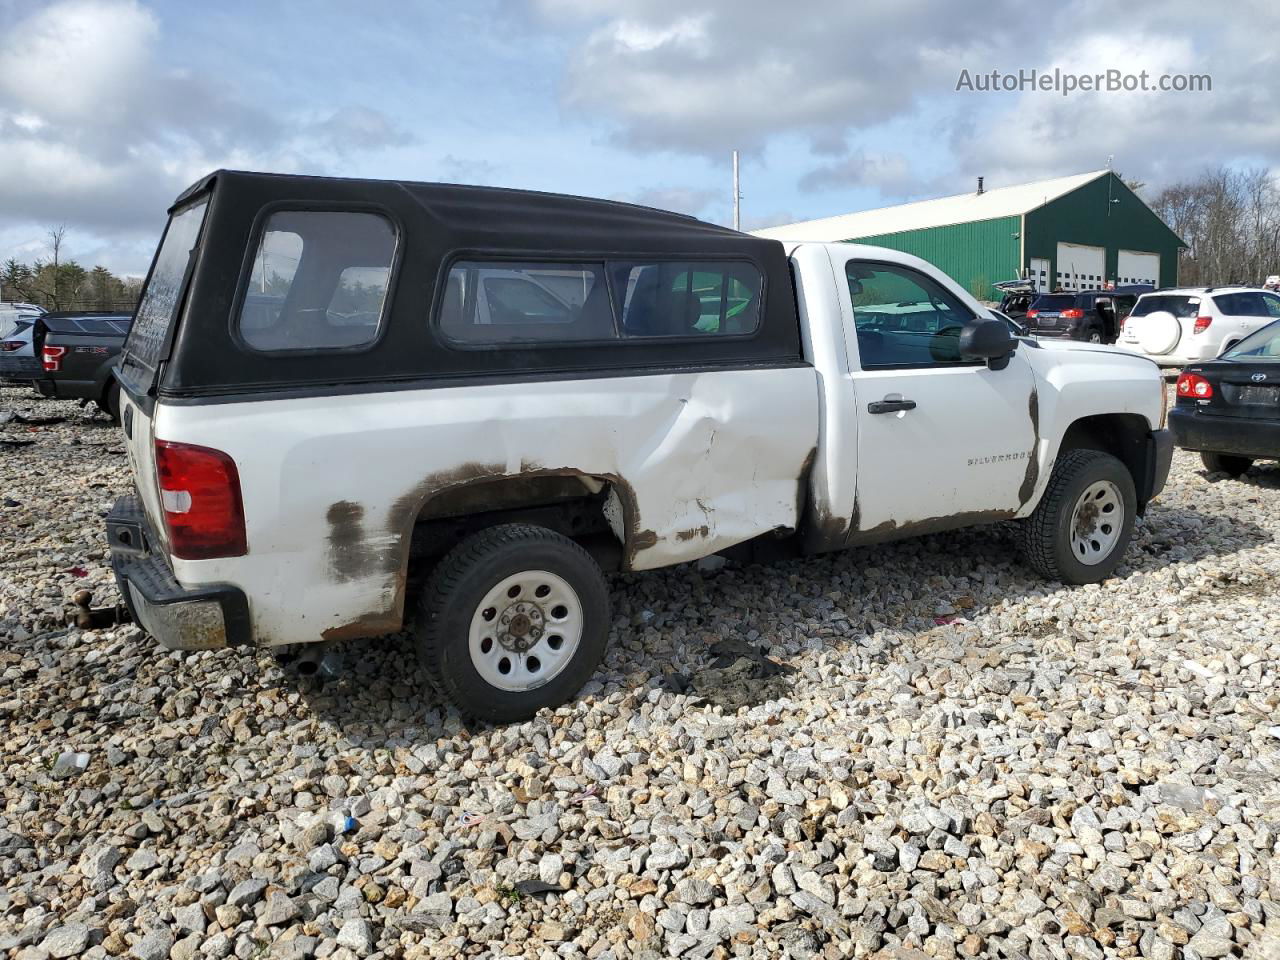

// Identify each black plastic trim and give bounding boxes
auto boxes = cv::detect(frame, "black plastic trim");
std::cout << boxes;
[1144,429,1174,506]
[107,495,253,647]
[1170,407,1280,459]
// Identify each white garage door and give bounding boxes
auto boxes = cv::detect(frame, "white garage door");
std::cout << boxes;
[1117,249,1159,288]
[1056,243,1106,292]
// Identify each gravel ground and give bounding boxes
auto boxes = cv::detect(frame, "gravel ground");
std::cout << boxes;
[1,382,1278,960]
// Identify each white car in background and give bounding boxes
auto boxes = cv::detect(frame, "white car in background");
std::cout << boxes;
[1117,287,1280,367]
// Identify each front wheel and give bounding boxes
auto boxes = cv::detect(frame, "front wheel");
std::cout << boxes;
[1201,451,1253,477]
[1019,449,1137,584]
[416,524,610,723]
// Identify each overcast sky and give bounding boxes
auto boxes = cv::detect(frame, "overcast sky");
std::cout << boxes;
[0,0,1276,277]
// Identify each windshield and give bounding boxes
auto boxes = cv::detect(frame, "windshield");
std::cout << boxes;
[1221,320,1280,360]
[119,198,209,386]
[1131,294,1199,319]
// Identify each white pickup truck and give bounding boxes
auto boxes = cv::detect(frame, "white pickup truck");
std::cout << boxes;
[107,171,1172,721]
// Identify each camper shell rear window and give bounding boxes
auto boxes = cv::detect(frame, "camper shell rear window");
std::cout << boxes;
[118,198,208,388]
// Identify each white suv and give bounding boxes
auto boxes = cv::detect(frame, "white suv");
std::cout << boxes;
[1117,287,1280,367]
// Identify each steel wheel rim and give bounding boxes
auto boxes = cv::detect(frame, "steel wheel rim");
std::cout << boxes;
[1069,479,1123,565]
[468,569,583,692]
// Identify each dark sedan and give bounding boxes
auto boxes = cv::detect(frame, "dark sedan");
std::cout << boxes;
[1169,320,1280,477]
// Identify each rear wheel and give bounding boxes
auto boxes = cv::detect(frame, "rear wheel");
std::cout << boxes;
[1084,324,1104,344]
[416,523,610,722]
[1201,451,1253,477]
[1019,449,1137,584]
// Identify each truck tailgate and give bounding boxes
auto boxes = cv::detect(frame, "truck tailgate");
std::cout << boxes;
[118,390,166,554]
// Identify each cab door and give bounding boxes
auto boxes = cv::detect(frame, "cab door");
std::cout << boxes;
[834,253,1039,541]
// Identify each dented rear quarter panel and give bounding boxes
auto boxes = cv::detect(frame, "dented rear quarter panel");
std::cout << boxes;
[153,367,819,646]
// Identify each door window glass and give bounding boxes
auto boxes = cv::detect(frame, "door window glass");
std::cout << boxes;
[845,261,974,368]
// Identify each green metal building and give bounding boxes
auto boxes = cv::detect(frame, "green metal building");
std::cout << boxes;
[754,170,1185,299]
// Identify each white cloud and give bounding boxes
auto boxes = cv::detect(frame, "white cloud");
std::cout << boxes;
[799,151,914,195]
[0,0,157,123]
[538,0,1033,155]
[613,185,721,218]
[945,25,1280,188]
[539,0,1280,201]
[0,0,413,270]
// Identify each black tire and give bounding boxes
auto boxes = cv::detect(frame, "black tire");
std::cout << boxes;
[1019,449,1137,584]
[1084,324,1104,344]
[1201,451,1253,478]
[416,523,610,723]
[101,380,121,423]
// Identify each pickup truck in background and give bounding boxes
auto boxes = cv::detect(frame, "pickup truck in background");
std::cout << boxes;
[107,170,1173,721]
[33,312,132,419]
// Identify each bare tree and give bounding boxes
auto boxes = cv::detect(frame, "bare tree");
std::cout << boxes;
[1150,167,1280,287]
[46,225,65,308]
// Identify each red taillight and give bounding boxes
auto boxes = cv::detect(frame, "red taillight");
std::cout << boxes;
[1061,308,1084,319]
[1,340,24,352]
[1176,373,1214,399]
[1026,309,1039,319]
[154,440,247,560]
[1193,315,1212,334]
[41,345,66,371]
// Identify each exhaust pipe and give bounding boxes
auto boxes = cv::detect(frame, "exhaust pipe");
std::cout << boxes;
[294,641,343,680]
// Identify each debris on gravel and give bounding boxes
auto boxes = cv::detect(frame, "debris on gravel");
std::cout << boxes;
[1,384,1278,958]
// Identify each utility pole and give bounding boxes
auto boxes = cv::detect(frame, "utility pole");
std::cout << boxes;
[732,150,741,232]
[1106,154,1114,217]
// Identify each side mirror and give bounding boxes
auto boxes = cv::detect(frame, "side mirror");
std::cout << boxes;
[960,318,1018,370]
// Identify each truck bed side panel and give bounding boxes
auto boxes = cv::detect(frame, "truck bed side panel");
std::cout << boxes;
[153,366,819,646]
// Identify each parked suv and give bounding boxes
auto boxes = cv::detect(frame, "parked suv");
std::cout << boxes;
[1117,287,1280,367]
[0,312,44,383]
[994,280,1037,319]
[107,170,1171,721]
[0,302,45,326]
[1024,288,1148,343]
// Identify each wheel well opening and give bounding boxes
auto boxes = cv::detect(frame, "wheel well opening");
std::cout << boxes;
[1058,413,1151,500]
[403,474,626,595]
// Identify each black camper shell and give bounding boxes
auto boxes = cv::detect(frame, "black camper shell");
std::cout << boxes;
[117,170,804,405]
